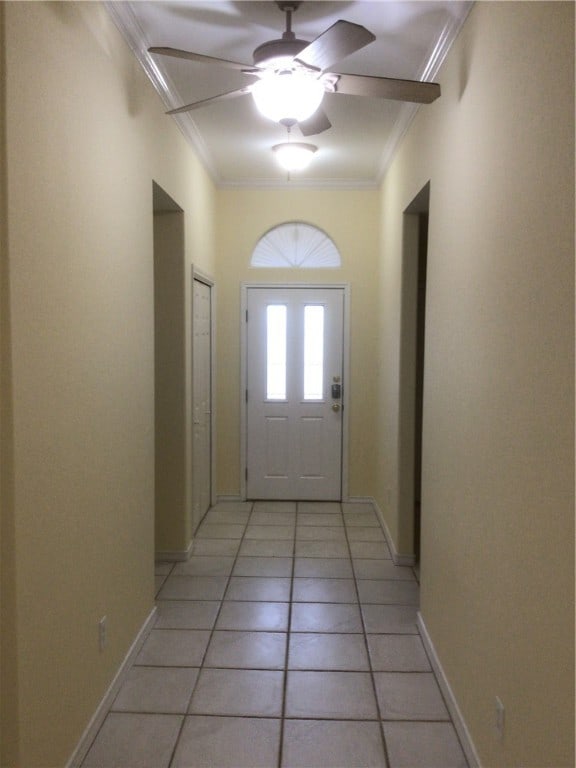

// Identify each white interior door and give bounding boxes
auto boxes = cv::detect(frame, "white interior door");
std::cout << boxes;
[192,278,212,530]
[246,287,344,500]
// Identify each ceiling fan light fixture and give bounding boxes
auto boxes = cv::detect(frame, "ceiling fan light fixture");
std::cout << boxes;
[252,71,324,125]
[273,142,317,172]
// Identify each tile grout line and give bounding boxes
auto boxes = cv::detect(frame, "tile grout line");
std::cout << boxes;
[167,501,255,768]
[277,501,298,768]
[342,500,392,768]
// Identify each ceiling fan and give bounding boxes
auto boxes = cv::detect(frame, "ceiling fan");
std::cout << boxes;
[148,1,441,137]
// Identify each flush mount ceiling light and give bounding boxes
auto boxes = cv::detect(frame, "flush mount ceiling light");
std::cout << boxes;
[273,142,317,171]
[252,71,325,126]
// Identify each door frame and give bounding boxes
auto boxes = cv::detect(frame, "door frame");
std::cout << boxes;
[240,282,351,501]
[192,267,217,517]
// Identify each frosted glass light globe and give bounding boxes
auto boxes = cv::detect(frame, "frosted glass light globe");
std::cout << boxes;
[273,142,317,171]
[252,72,324,125]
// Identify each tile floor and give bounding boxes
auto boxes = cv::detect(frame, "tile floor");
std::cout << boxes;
[82,501,469,768]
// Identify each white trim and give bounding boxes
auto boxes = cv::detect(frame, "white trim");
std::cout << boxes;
[417,613,481,768]
[66,607,157,768]
[155,538,194,562]
[376,2,474,183]
[192,269,217,510]
[104,2,221,185]
[240,283,350,502]
[369,496,416,567]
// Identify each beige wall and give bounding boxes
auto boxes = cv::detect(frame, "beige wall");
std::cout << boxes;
[214,189,380,500]
[1,2,215,765]
[376,3,574,766]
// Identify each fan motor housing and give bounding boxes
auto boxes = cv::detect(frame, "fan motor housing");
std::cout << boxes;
[253,38,309,69]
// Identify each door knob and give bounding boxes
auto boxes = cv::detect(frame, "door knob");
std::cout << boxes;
[332,403,341,412]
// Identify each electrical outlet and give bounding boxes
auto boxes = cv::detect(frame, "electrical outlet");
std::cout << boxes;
[495,696,505,738]
[98,616,107,652]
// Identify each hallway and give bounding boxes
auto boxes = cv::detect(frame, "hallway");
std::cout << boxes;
[81,501,468,767]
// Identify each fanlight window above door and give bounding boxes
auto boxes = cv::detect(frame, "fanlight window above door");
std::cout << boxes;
[251,222,341,268]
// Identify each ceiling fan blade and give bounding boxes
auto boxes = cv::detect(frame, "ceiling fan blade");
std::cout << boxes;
[295,20,375,73]
[149,46,252,72]
[166,86,253,115]
[333,73,440,104]
[298,108,332,136]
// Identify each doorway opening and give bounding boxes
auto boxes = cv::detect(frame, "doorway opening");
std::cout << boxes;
[152,182,188,556]
[401,183,429,566]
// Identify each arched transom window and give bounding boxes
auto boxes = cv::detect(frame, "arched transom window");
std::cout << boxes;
[251,222,341,268]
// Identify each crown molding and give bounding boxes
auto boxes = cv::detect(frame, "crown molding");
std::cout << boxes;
[376,1,474,184]
[104,1,222,185]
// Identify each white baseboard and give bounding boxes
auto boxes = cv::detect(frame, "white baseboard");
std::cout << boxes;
[417,613,481,768]
[155,539,193,562]
[368,497,416,567]
[66,606,157,768]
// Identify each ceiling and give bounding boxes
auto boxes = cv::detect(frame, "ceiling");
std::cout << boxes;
[106,1,472,188]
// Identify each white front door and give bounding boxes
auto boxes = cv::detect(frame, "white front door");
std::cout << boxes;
[192,278,212,531]
[246,287,344,500]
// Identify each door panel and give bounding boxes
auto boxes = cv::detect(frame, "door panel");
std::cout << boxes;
[246,287,344,500]
[192,279,212,531]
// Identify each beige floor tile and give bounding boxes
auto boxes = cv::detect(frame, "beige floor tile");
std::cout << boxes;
[288,633,370,670]
[233,556,293,577]
[383,722,468,767]
[135,629,210,667]
[357,579,420,605]
[293,577,357,603]
[245,524,295,540]
[282,720,387,768]
[295,540,350,558]
[191,538,240,557]
[361,605,419,634]
[297,512,343,526]
[112,667,198,714]
[250,510,297,525]
[155,600,220,630]
[157,575,228,601]
[347,526,387,542]
[285,671,378,719]
[172,716,281,768]
[202,508,251,525]
[290,602,364,633]
[350,541,392,559]
[294,557,353,578]
[216,601,289,631]
[367,635,431,672]
[298,502,341,514]
[209,501,253,514]
[239,539,294,557]
[172,556,235,577]
[375,673,449,720]
[204,630,287,669]
[225,576,291,602]
[82,713,182,768]
[353,559,416,581]
[195,523,246,539]
[254,500,297,514]
[341,502,375,514]
[189,668,284,716]
[344,511,380,527]
[296,525,347,542]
